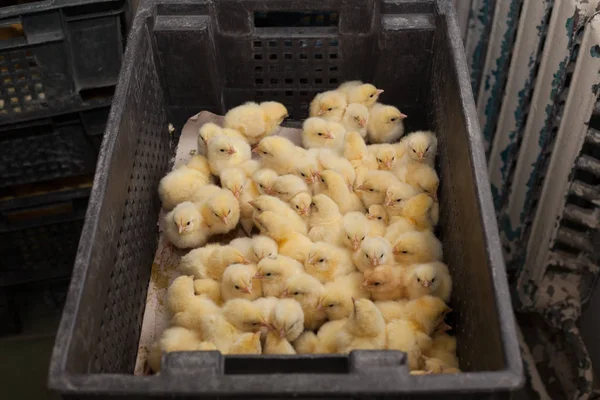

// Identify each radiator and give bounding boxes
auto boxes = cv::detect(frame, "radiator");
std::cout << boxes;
[456,0,600,398]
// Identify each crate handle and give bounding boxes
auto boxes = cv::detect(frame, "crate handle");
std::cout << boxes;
[1,201,75,226]
[160,351,407,376]
[253,11,339,28]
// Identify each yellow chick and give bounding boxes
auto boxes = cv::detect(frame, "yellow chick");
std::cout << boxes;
[222,298,271,332]
[255,254,304,297]
[178,244,250,280]
[294,156,320,188]
[271,298,305,342]
[190,183,223,204]
[314,169,365,214]
[220,167,259,234]
[259,101,289,138]
[315,319,347,353]
[396,193,436,231]
[272,174,309,203]
[281,274,327,331]
[367,103,407,144]
[264,330,296,355]
[401,162,440,201]
[158,156,213,210]
[254,211,313,263]
[308,194,343,245]
[375,299,409,323]
[170,296,221,331]
[305,241,355,283]
[221,263,263,301]
[253,136,305,175]
[352,236,393,272]
[197,122,246,156]
[318,272,371,320]
[365,205,388,236]
[401,295,452,334]
[341,212,370,251]
[404,261,452,302]
[147,326,212,372]
[250,194,308,235]
[313,148,357,189]
[386,319,432,371]
[341,103,370,137]
[294,331,319,354]
[383,182,420,217]
[391,231,443,265]
[207,135,251,176]
[191,312,243,352]
[369,144,398,171]
[193,278,222,305]
[199,190,240,235]
[338,81,384,108]
[355,170,401,207]
[230,235,279,263]
[426,332,458,369]
[166,275,195,315]
[290,192,312,220]
[252,168,278,196]
[163,202,208,249]
[385,216,419,243]
[302,117,346,153]
[415,356,460,374]
[362,265,406,301]
[335,298,386,353]
[402,130,438,167]
[223,101,287,145]
[225,332,262,355]
[343,130,378,168]
[309,90,348,121]
[252,296,280,329]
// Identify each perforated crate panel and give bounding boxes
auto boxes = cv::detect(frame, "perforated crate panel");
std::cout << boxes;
[89,45,169,374]
[0,111,98,188]
[0,49,47,115]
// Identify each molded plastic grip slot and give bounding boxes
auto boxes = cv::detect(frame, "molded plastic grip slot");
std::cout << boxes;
[162,351,407,376]
[254,11,339,28]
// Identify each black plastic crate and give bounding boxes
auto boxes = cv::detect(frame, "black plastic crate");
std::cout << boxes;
[0,0,131,124]
[49,0,523,398]
[0,106,109,188]
[0,186,90,287]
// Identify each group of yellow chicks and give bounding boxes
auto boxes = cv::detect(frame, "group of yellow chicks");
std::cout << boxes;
[148,81,458,376]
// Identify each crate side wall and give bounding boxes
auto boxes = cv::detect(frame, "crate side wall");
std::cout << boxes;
[62,20,169,375]
[429,14,504,372]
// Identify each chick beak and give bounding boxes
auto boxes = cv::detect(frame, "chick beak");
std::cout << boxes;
[316,303,324,311]
[233,190,241,200]
[251,147,260,154]
[355,184,366,191]
[307,256,316,265]
[260,319,272,329]
[265,188,276,195]
[248,200,258,209]
[358,118,367,127]
[240,257,251,265]
[351,239,361,251]
[280,289,289,298]
[422,281,432,288]
[361,280,369,288]
[220,216,229,225]
[417,152,424,159]
[177,225,185,234]
[372,258,381,267]
[242,286,253,294]
[317,109,326,116]
[431,192,439,202]
[375,89,384,96]
[227,148,237,155]
[324,131,334,139]
[253,273,263,280]
[384,199,393,207]
[392,248,400,255]
[384,161,393,169]
[278,328,286,339]
[435,322,452,333]
[399,112,408,119]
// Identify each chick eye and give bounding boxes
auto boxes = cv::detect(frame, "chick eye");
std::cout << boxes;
[220,149,225,152]
[401,250,409,254]
[391,157,395,161]
[412,149,416,153]
[317,132,323,136]
[293,292,300,295]
[369,94,375,98]
[390,118,397,122]
[369,188,374,192]
[361,236,365,240]
[256,207,262,212]
[319,258,325,263]
[328,304,335,308]
[234,285,240,289]
[347,235,351,239]
[227,210,231,215]
[365,254,370,259]
[295,205,299,209]
[431,278,436,282]
[320,178,325,183]
[396,199,402,203]
[300,172,306,177]
[266,273,272,276]
[377,158,382,163]
[214,211,219,216]
[259,183,264,188]
[417,278,421,282]
[186,221,191,226]
[380,254,384,258]
[327,107,333,111]
[378,217,382,220]
[252,322,260,326]
[374,282,381,286]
